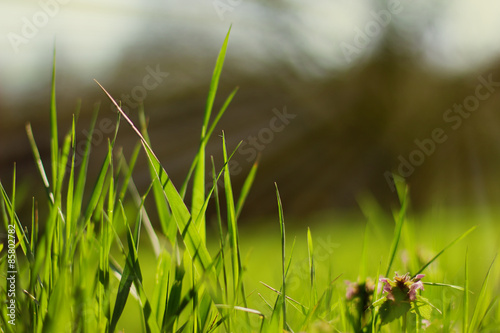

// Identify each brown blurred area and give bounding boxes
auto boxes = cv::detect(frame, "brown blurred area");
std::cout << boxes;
[2,1,500,222]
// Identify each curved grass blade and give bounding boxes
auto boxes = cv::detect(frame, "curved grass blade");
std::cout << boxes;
[26,123,53,204]
[413,226,476,277]
[422,282,466,291]
[214,304,264,317]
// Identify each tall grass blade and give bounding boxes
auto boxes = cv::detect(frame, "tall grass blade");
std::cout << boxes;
[180,86,238,199]
[192,26,232,242]
[222,132,240,298]
[50,48,58,193]
[275,183,287,330]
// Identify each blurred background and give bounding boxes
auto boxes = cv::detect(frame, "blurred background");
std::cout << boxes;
[2,0,500,222]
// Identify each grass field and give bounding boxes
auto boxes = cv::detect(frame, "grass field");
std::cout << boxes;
[1,28,499,332]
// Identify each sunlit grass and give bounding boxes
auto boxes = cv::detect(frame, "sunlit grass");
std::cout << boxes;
[1,28,499,333]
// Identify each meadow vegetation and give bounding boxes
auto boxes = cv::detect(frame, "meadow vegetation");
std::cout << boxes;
[1,28,499,333]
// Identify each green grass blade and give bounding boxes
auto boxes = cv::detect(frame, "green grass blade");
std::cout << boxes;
[31,197,38,257]
[72,104,100,225]
[359,222,370,281]
[83,146,111,223]
[180,86,238,200]
[468,255,496,333]
[235,158,258,219]
[385,184,408,277]
[203,25,231,138]
[163,244,187,331]
[138,110,176,246]
[151,250,171,329]
[413,226,476,277]
[191,144,206,242]
[193,160,229,238]
[116,141,162,257]
[307,227,317,305]
[56,130,72,198]
[26,123,53,203]
[116,141,141,204]
[476,298,498,331]
[0,179,33,262]
[109,220,140,332]
[222,132,239,297]
[211,157,229,305]
[42,270,71,333]
[214,304,264,317]
[220,133,250,327]
[56,131,72,262]
[10,166,16,249]
[192,26,232,243]
[357,193,390,246]
[110,193,160,333]
[98,190,112,329]
[203,87,238,148]
[463,248,469,333]
[422,282,465,291]
[50,47,58,193]
[275,183,287,330]
[109,259,134,333]
[301,274,342,330]
[65,116,76,256]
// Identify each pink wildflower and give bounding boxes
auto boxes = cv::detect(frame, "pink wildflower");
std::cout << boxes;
[379,273,425,302]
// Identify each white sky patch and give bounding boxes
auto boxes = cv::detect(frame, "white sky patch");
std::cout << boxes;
[421,0,500,73]
[0,0,143,102]
[284,0,375,74]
